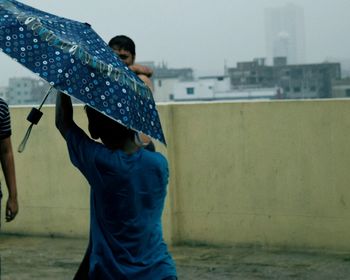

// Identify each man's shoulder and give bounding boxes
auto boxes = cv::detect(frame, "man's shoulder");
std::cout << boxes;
[66,123,102,152]
[0,99,10,119]
[141,149,168,167]
[0,98,9,109]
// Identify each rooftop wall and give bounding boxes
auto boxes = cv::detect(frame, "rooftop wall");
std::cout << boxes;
[2,99,350,251]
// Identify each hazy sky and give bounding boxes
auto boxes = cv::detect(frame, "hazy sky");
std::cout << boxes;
[0,0,349,85]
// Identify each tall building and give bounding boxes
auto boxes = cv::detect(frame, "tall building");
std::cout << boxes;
[265,3,305,65]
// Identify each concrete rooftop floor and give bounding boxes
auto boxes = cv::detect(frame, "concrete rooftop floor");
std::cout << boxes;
[1,234,350,279]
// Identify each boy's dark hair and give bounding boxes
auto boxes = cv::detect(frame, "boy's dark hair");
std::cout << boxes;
[108,35,136,56]
[85,106,135,150]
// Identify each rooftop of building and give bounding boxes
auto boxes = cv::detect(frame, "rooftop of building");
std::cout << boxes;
[1,234,350,279]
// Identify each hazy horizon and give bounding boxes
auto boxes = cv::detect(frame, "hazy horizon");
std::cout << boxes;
[0,0,349,86]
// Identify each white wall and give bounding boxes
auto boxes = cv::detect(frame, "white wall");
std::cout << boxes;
[153,78,178,102]
[173,80,214,101]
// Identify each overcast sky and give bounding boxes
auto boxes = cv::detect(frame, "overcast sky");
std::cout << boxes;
[0,0,349,85]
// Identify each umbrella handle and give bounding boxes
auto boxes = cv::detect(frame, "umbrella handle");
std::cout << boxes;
[17,123,34,153]
[17,86,53,153]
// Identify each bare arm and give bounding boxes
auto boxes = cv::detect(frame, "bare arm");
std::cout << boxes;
[129,64,153,78]
[0,137,18,222]
[128,63,154,91]
[138,74,154,92]
[55,92,74,140]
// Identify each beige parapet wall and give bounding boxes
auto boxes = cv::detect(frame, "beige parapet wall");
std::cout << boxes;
[2,99,350,251]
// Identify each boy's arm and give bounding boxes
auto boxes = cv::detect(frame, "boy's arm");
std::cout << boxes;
[129,64,154,91]
[129,64,153,78]
[0,136,18,222]
[55,92,74,140]
[138,74,154,92]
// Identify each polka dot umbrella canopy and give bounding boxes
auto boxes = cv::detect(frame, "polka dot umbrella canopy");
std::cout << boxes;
[0,0,166,149]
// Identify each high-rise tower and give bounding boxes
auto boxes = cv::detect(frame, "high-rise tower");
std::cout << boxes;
[265,3,305,65]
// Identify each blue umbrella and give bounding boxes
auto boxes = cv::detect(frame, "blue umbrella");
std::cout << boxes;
[0,0,166,151]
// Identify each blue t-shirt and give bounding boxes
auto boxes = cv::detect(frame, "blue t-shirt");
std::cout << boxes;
[66,124,177,280]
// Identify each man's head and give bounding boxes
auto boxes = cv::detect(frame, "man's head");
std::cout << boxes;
[108,35,135,66]
[85,106,135,150]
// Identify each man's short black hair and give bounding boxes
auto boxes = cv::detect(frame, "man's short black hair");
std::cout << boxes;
[108,35,136,56]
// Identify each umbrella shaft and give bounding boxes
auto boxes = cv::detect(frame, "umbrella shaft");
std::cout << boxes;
[38,86,53,110]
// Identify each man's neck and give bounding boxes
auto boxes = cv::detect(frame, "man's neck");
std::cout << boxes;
[122,140,140,155]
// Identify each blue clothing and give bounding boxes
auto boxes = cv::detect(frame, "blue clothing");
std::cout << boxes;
[66,124,177,280]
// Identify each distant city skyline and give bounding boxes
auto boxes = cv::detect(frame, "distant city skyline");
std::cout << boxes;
[0,0,349,86]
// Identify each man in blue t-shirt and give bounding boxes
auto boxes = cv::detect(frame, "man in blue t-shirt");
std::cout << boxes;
[55,92,177,280]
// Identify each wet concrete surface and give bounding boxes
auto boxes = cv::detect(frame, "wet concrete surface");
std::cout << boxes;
[1,234,350,279]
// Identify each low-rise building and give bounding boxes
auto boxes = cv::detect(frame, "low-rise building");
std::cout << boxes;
[6,77,53,105]
[173,75,280,101]
[0,86,8,100]
[228,58,341,99]
[151,63,193,102]
[332,78,350,98]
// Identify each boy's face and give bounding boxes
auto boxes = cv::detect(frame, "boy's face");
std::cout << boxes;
[112,47,134,66]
